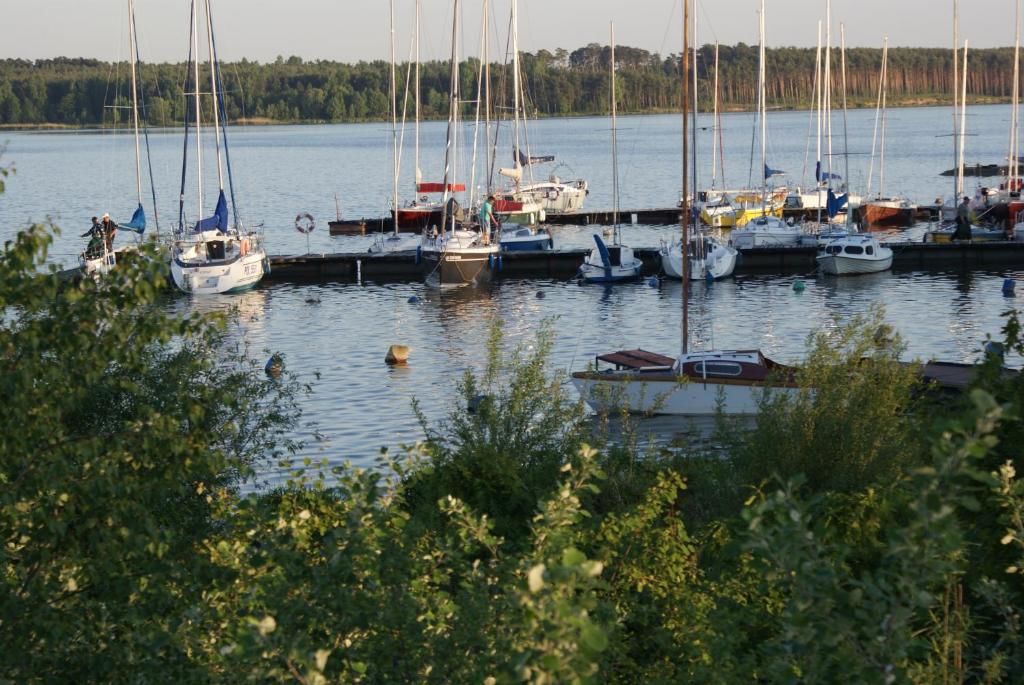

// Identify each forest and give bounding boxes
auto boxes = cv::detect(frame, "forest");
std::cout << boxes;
[0,43,1019,127]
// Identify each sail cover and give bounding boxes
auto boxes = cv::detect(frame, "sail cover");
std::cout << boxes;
[193,190,228,233]
[815,161,842,182]
[416,182,466,193]
[764,163,784,180]
[516,147,555,166]
[120,204,146,234]
[827,189,848,218]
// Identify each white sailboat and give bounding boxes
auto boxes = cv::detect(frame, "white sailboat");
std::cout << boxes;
[495,0,587,217]
[577,26,641,284]
[170,0,267,295]
[729,1,806,250]
[419,0,498,288]
[80,0,153,278]
[572,0,799,416]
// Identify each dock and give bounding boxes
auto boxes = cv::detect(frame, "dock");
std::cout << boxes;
[266,240,1024,284]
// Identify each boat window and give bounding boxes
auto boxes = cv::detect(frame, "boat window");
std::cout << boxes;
[827,245,842,254]
[843,245,864,255]
[865,245,874,255]
[694,361,743,376]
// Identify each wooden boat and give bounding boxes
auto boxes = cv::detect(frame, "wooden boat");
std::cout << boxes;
[861,198,916,227]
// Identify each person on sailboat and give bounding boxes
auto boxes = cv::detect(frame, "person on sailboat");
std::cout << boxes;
[479,195,500,244]
[100,213,119,250]
[82,216,105,258]
[954,196,972,241]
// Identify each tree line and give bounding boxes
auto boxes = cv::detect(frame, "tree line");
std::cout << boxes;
[0,44,1020,127]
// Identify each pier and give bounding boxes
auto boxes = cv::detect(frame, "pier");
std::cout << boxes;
[266,240,1024,284]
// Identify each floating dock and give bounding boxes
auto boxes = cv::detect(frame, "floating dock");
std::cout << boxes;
[266,241,1024,284]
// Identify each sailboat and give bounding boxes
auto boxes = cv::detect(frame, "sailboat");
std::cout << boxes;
[861,38,917,227]
[494,1,587,218]
[419,0,498,287]
[661,24,736,282]
[577,26,642,284]
[572,0,798,416]
[80,0,154,278]
[371,0,421,253]
[729,1,807,249]
[169,0,267,295]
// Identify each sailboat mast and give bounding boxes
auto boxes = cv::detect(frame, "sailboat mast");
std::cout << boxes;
[825,0,834,186]
[839,22,850,229]
[128,0,143,206]
[953,0,959,204]
[204,0,224,193]
[879,37,888,197]
[1011,0,1020,188]
[958,40,968,199]
[414,0,421,191]
[681,0,690,355]
[691,3,698,201]
[512,0,522,182]
[191,0,204,214]
[440,0,459,231]
[814,21,822,224]
[610,24,620,238]
[712,41,720,189]
[469,0,488,210]
[390,0,399,233]
[758,0,766,213]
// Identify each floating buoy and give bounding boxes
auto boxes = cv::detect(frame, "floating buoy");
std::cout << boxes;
[265,354,284,378]
[536,291,546,299]
[385,344,410,365]
[705,270,714,284]
[1003,278,1016,295]
[793,279,806,292]
[408,295,420,304]
[646,276,659,288]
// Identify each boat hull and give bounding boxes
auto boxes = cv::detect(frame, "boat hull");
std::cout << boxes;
[571,372,797,416]
[861,201,916,227]
[817,253,893,275]
[394,205,444,230]
[171,249,266,295]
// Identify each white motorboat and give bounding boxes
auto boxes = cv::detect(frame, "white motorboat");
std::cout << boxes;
[816,233,893,275]
[730,215,808,249]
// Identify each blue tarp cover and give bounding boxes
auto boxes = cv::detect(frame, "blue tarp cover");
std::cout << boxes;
[120,204,146,233]
[516,147,556,166]
[815,161,842,182]
[827,189,849,218]
[193,190,228,233]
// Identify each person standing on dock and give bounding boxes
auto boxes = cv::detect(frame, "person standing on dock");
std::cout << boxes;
[479,195,500,245]
[954,197,972,241]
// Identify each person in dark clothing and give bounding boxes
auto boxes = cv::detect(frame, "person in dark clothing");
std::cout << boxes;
[81,216,105,258]
[100,213,118,250]
[954,197,972,241]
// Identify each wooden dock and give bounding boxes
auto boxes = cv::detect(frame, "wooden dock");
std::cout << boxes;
[266,240,1024,284]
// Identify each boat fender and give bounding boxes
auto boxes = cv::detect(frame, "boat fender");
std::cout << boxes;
[646,276,659,288]
[488,254,494,269]
[295,212,315,234]
[1003,278,1016,296]
[240,238,250,257]
[497,254,503,271]
[705,269,714,284]
[415,245,422,265]
[408,295,420,304]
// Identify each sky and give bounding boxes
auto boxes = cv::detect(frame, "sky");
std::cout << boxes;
[0,0,1016,65]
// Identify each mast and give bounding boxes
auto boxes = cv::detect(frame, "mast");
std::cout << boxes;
[610,24,620,242]
[128,0,142,207]
[191,0,203,214]
[952,0,959,204]
[204,0,224,193]
[814,20,822,224]
[867,37,885,198]
[414,0,421,190]
[1010,0,1020,190]
[390,0,398,233]
[469,0,488,211]
[839,23,850,228]
[512,0,523,186]
[440,0,459,232]
[879,37,888,198]
[691,3,698,201]
[711,41,720,189]
[825,0,834,191]
[957,40,968,199]
[758,0,767,213]
[681,0,690,354]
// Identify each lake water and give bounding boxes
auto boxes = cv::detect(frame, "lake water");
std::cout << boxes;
[2,105,1021,480]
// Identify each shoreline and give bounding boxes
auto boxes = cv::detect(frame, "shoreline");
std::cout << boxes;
[0,96,1012,132]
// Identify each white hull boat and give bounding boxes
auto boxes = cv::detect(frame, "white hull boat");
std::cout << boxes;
[572,349,799,416]
[421,228,498,287]
[816,233,893,275]
[730,215,808,249]
[171,227,266,294]
[578,234,642,283]
[660,234,737,280]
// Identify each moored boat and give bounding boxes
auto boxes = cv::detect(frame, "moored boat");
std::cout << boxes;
[816,233,893,275]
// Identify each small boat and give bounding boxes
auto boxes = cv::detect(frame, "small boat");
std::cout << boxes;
[660,233,737,280]
[578,233,641,283]
[170,0,266,295]
[861,197,917,227]
[498,222,553,251]
[730,214,808,249]
[816,233,893,275]
[923,223,1007,242]
[572,348,799,416]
